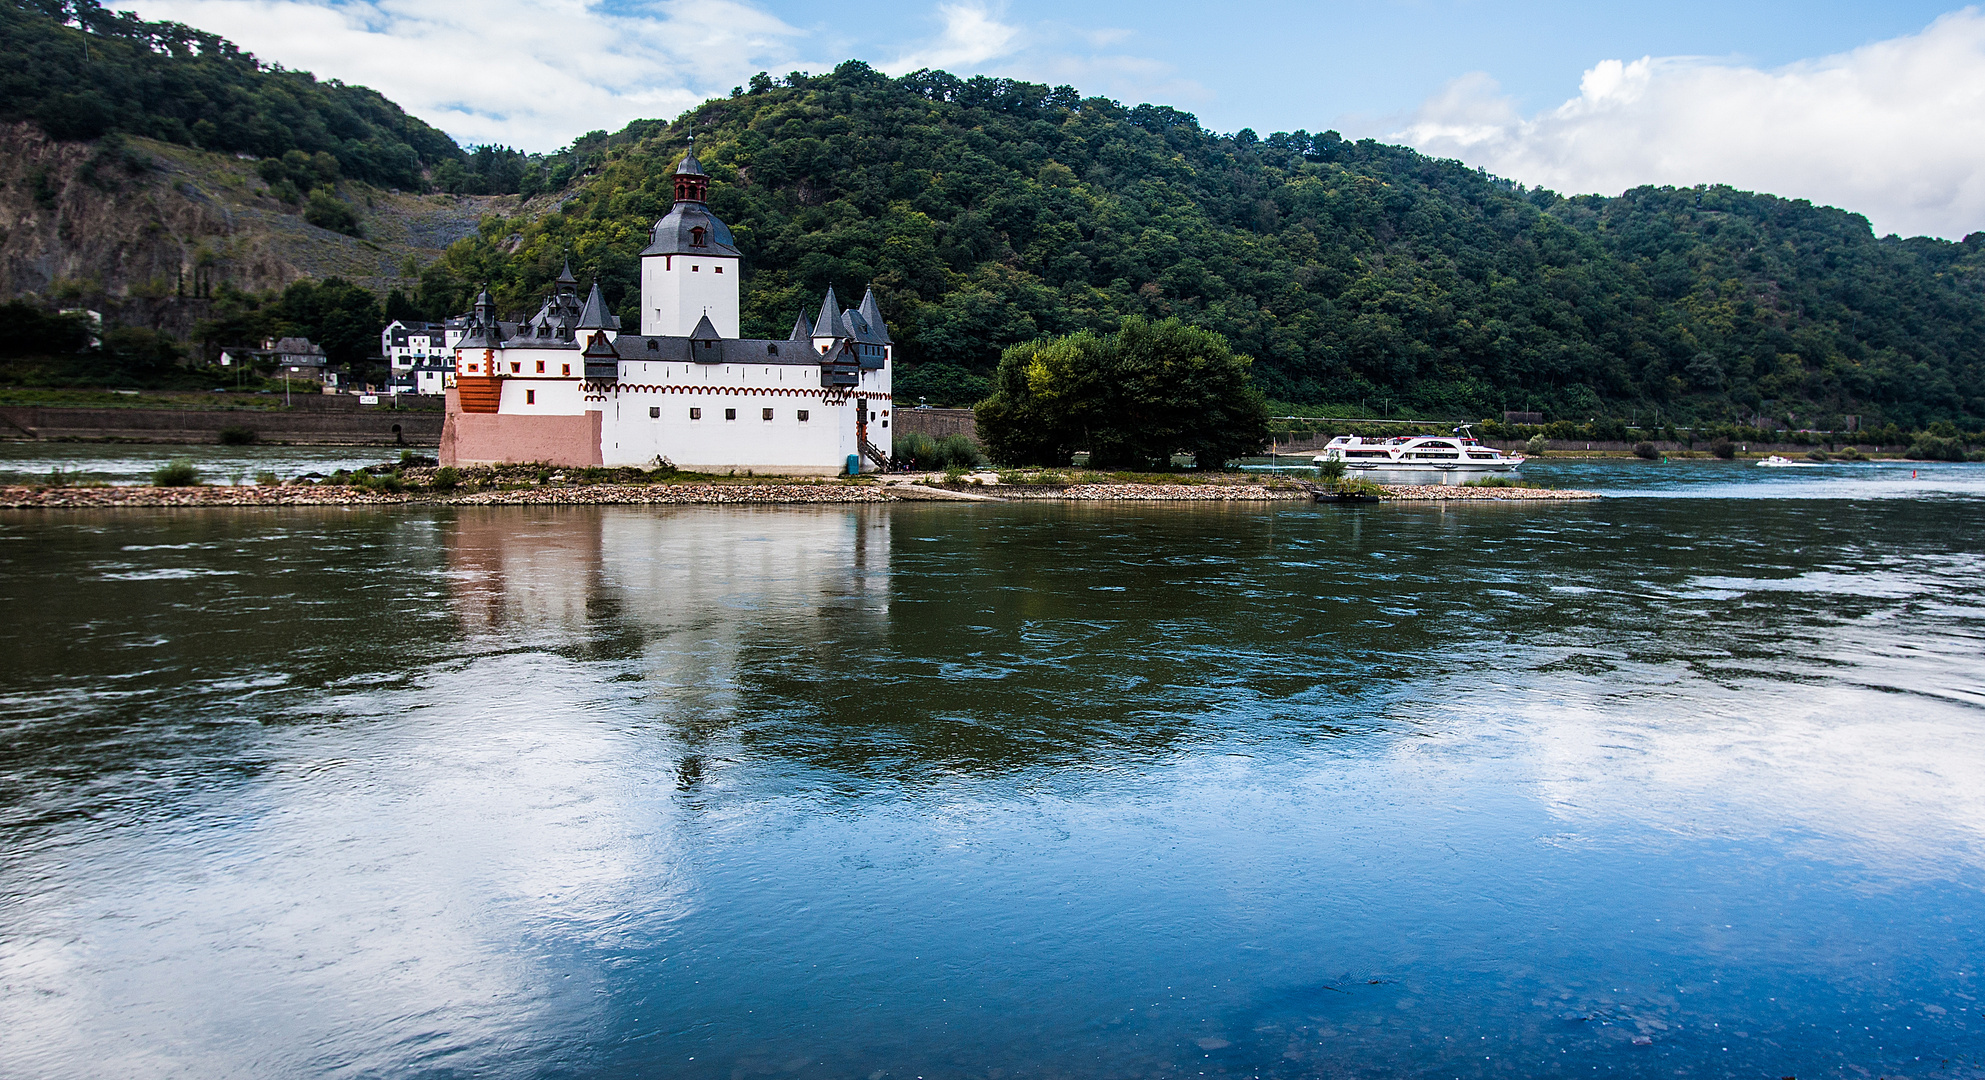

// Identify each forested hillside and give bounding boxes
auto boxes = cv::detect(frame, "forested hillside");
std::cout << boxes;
[413,62,1985,426]
[1,0,464,189]
[4,1,1983,425]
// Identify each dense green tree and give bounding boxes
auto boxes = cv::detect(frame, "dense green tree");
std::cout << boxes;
[302,189,363,237]
[977,317,1270,467]
[0,302,92,356]
[264,277,382,365]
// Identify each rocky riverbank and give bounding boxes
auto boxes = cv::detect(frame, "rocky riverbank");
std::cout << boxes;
[1378,484,1600,500]
[0,478,1598,509]
[0,483,889,508]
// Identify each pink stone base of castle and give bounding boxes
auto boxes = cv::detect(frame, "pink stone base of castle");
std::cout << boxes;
[442,391,603,467]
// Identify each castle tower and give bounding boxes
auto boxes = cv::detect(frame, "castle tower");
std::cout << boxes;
[638,138,740,337]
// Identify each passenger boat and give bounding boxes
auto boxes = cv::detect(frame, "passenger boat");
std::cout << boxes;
[1756,455,1820,468]
[1312,426,1524,475]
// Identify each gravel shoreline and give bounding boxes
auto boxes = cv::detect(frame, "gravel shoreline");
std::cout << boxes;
[1376,484,1600,501]
[0,480,1598,509]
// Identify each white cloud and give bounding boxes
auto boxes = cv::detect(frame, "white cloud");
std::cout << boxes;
[1395,8,1985,239]
[113,0,1208,152]
[881,3,1208,108]
[114,0,813,151]
[886,2,1021,72]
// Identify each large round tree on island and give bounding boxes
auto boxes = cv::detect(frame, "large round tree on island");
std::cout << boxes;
[975,317,1272,469]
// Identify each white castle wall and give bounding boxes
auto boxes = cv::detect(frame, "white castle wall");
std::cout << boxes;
[640,254,740,338]
[597,360,893,472]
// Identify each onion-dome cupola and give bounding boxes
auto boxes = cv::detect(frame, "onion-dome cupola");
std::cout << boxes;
[672,136,710,204]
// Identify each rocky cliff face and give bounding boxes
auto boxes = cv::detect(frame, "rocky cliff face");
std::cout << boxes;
[0,124,515,334]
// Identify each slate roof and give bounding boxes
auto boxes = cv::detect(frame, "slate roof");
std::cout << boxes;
[576,283,619,330]
[639,200,740,257]
[857,288,892,344]
[611,334,819,366]
[812,287,846,339]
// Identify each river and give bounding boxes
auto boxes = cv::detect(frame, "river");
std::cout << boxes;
[2,459,1981,1078]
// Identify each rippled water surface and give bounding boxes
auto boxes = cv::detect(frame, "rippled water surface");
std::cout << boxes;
[0,442,402,485]
[3,462,1984,1079]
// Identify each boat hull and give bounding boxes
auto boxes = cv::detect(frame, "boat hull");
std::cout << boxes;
[1314,460,1522,474]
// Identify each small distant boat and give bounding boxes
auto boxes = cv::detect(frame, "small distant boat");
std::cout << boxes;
[1756,455,1820,468]
[1313,425,1523,475]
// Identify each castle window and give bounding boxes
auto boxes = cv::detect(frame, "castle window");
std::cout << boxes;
[691,227,706,246]
[650,407,660,418]
[768,344,778,356]
[797,410,809,422]
[536,361,545,373]
[690,407,702,420]
[526,390,535,404]
[562,364,570,377]
[724,408,737,420]
[762,408,774,421]
[715,266,723,274]
[647,339,658,351]
[691,265,700,272]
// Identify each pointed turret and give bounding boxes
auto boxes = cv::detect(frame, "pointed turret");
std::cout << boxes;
[857,286,892,344]
[576,282,616,330]
[812,287,845,341]
[463,287,503,346]
[690,313,721,341]
[556,258,578,285]
[789,312,813,341]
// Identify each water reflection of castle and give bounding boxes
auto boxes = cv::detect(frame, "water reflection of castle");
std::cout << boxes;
[445,508,891,716]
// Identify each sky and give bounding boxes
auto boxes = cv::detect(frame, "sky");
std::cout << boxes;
[112,0,1985,239]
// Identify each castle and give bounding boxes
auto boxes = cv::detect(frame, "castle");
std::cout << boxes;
[441,145,894,474]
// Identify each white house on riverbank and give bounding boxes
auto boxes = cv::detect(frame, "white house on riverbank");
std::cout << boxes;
[442,146,894,474]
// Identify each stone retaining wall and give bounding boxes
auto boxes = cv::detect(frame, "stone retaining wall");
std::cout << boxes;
[0,403,444,446]
[892,408,978,443]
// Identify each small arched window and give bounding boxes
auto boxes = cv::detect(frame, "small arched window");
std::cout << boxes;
[647,338,659,351]
[690,226,707,247]
[768,344,779,356]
